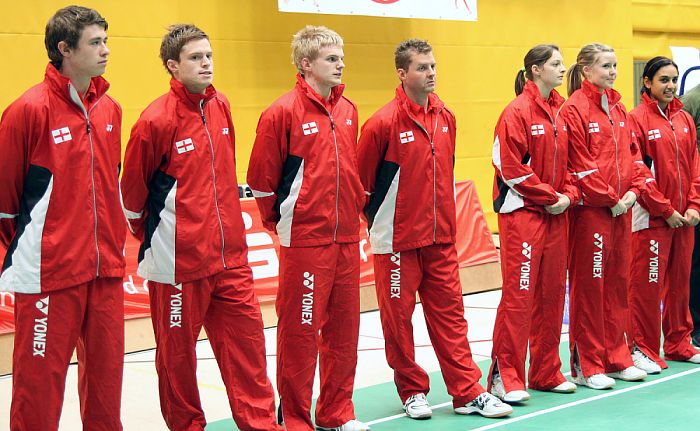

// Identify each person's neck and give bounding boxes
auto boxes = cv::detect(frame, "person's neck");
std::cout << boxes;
[404,86,429,110]
[60,66,91,96]
[535,80,554,100]
[305,75,331,100]
[657,99,668,112]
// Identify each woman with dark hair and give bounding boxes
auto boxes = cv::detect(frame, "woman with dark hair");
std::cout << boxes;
[489,44,578,404]
[627,56,700,373]
[561,43,648,390]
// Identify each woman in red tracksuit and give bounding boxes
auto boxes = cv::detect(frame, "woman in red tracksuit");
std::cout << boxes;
[627,56,700,374]
[561,43,648,390]
[489,44,579,404]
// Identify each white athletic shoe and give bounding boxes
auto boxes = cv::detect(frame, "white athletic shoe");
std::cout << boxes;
[632,349,661,374]
[316,419,370,431]
[549,381,577,393]
[403,393,432,419]
[490,373,530,403]
[454,392,513,418]
[687,353,700,364]
[572,373,616,390]
[607,366,647,382]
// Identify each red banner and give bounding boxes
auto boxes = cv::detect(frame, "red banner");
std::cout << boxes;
[0,180,497,334]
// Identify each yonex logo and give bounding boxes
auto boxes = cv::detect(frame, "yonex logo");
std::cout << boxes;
[222,127,229,135]
[51,127,72,144]
[390,252,401,299]
[530,124,545,136]
[619,121,625,127]
[649,240,659,283]
[301,271,314,325]
[648,129,661,140]
[175,138,195,154]
[106,124,113,132]
[442,126,449,133]
[684,127,689,133]
[169,284,183,328]
[33,296,50,357]
[588,122,600,133]
[302,122,318,136]
[346,119,352,126]
[399,131,415,144]
[35,297,49,315]
[562,125,568,131]
[593,233,603,279]
[519,242,532,291]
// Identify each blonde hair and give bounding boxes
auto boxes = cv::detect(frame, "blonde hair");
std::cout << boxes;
[566,43,615,96]
[291,25,343,73]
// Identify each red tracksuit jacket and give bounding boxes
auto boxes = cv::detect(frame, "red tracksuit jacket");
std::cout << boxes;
[0,64,125,293]
[120,79,247,285]
[357,85,456,254]
[247,74,363,247]
[492,80,579,213]
[629,92,700,231]
[560,79,645,206]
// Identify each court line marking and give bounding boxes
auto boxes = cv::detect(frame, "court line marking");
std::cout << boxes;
[366,367,700,428]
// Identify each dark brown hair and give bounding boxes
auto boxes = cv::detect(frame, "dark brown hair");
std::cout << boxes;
[45,5,107,69]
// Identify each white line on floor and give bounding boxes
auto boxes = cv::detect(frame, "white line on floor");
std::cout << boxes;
[365,367,700,428]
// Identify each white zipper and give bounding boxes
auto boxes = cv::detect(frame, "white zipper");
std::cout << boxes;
[200,100,227,268]
[658,106,685,210]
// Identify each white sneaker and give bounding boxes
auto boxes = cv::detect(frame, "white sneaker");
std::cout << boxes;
[454,392,513,418]
[549,381,577,393]
[403,393,432,419]
[572,373,616,390]
[316,419,370,431]
[607,366,647,381]
[687,353,700,364]
[490,373,530,403]
[632,349,661,374]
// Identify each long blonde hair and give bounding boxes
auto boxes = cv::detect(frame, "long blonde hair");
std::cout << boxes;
[566,43,615,96]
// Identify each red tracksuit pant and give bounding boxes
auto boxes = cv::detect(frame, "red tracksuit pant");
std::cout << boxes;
[568,206,634,376]
[629,225,698,366]
[489,209,569,392]
[374,243,485,408]
[149,265,280,431]
[276,243,360,431]
[11,278,124,431]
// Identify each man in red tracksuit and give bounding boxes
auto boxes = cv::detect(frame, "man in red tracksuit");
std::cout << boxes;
[0,6,126,430]
[356,39,512,420]
[120,25,280,431]
[247,26,369,431]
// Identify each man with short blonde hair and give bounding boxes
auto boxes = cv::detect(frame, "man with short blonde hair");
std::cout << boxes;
[248,25,369,431]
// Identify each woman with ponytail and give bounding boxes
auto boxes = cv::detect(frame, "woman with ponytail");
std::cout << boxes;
[627,56,700,374]
[560,43,648,390]
[489,44,578,404]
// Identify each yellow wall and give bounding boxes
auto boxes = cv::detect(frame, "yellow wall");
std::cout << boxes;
[0,0,666,231]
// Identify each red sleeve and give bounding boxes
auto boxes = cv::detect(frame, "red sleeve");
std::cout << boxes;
[119,117,164,240]
[492,107,558,206]
[356,114,389,216]
[628,114,673,218]
[246,106,287,233]
[562,103,619,207]
[561,171,581,205]
[0,101,33,248]
[685,117,700,213]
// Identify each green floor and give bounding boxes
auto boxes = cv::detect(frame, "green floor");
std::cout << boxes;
[207,344,700,431]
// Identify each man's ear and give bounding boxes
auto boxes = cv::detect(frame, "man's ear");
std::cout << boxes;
[57,40,71,58]
[166,58,179,76]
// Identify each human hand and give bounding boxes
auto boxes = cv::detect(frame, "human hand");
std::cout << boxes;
[684,208,700,227]
[544,193,571,215]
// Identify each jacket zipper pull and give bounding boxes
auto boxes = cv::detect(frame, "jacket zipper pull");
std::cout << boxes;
[86,121,91,134]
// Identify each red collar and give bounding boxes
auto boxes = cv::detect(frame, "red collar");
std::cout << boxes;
[580,79,621,110]
[641,91,682,118]
[295,73,345,111]
[169,77,217,109]
[522,80,564,110]
[395,84,444,115]
[44,63,110,107]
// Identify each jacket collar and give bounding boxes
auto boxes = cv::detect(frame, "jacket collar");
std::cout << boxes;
[295,73,345,111]
[641,91,683,118]
[169,77,217,109]
[395,84,444,116]
[580,79,621,111]
[522,80,565,112]
[44,62,110,109]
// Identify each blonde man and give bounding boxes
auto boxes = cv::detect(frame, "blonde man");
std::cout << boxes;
[248,26,369,431]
